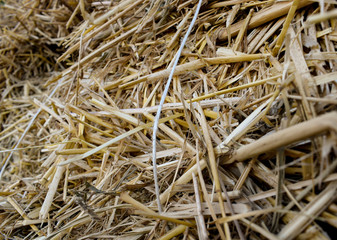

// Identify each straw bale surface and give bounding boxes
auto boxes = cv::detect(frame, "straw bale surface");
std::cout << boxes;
[1,0,337,239]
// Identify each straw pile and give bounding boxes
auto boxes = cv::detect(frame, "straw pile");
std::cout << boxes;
[1,0,337,239]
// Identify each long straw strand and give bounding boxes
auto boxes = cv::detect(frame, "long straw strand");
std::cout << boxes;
[152,0,203,213]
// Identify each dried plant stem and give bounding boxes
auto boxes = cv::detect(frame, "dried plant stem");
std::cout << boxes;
[233,9,253,51]
[190,74,280,103]
[215,98,272,155]
[195,102,231,238]
[234,159,256,190]
[229,112,337,163]
[271,147,285,232]
[2,0,337,239]
[278,181,337,240]
[220,179,246,240]
[93,0,136,25]
[145,113,196,155]
[120,192,193,227]
[281,160,337,223]
[58,0,144,62]
[240,218,280,240]
[0,77,65,180]
[121,54,268,88]
[0,108,41,180]
[40,163,65,219]
[192,172,209,240]
[196,139,227,239]
[59,113,183,166]
[7,196,44,236]
[272,0,299,56]
[211,0,251,8]
[288,27,316,119]
[307,9,337,24]
[119,98,241,114]
[159,158,207,204]
[158,225,188,240]
[216,207,280,224]
[218,0,313,40]
[65,26,138,74]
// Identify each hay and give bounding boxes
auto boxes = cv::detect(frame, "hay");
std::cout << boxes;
[1,0,337,239]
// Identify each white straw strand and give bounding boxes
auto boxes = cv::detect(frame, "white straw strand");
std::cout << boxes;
[151,0,203,213]
[0,77,65,180]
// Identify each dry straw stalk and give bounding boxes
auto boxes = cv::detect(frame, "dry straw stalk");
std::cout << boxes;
[1,0,337,239]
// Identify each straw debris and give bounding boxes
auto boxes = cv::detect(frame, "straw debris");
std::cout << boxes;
[1,0,337,239]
